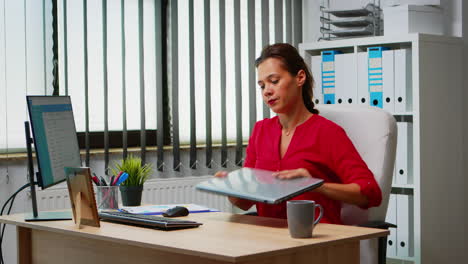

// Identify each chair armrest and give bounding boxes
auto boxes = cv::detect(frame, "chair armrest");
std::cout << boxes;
[358,220,396,229]
[358,221,397,264]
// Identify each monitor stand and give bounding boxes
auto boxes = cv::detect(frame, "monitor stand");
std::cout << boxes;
[24,211,72,221]
[24,121,72,221]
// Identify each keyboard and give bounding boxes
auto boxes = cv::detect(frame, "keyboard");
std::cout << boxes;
[98,211,203,230]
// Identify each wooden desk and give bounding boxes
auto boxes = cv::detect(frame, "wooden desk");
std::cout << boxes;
[0,212,387,264]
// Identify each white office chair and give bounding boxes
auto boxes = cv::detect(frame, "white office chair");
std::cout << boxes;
[317,104,397,264]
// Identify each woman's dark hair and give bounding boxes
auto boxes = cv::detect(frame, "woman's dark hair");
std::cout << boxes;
[255,43,319,114]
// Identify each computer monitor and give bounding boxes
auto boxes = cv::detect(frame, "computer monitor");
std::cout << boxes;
[25,96,81,221]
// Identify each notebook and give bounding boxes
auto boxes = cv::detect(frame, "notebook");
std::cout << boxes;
[195,168,324,204]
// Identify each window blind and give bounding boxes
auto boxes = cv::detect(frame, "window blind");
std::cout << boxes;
[169,0,302,171]
[58,0,162,168]
[0,0,54,153]
[0,0,302,177]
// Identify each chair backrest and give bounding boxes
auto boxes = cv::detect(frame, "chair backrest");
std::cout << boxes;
[317,104,397,225]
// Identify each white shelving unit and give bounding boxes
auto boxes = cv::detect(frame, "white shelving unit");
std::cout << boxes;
[299,33,466,264]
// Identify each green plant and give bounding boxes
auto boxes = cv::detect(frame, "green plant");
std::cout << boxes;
[110,154,153,186]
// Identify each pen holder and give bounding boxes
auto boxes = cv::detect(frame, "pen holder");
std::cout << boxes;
[96,186,119,210]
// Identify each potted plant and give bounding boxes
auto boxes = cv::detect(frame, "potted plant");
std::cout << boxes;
[110,154,153,206]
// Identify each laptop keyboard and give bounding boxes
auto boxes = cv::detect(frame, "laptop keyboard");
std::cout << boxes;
[99,211,202,230]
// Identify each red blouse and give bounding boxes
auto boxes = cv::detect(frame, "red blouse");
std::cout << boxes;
[244,114,382,224]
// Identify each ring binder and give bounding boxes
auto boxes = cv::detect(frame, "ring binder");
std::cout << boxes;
[321,50,342,104]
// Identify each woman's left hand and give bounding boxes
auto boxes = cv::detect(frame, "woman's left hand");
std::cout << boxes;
[273,169,369,207]
[272,168,311,179]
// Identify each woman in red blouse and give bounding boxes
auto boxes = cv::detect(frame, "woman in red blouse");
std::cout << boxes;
[216,43,381,224]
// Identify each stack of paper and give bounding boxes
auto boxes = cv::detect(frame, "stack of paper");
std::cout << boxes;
[119,204,217,215]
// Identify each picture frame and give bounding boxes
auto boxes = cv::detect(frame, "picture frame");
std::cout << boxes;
[64,167,100,228]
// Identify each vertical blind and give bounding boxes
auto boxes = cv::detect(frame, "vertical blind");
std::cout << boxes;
[0,0,54,153]
[1,0,302,176]
[170,0,302,171]
[59,0,161,169]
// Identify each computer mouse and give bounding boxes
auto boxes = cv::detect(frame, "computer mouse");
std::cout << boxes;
[162,206,189,217]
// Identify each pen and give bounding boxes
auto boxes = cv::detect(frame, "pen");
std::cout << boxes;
[91,176,100,186]
[115,172,129,186]
[99,176,108,186]
[110,176,115,186]
[112,171,123,186]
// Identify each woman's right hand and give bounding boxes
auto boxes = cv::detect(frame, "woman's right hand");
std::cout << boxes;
[213,170,254,211]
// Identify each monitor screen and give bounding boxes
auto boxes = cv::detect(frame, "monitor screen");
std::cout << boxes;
[26,96,81,188]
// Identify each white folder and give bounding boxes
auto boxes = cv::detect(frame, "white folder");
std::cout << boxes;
[396,194,414,257]
[386,194,397,257]
[357,52,369,105]
[311,55,323,105]
[383,50,395,112]
[335,53,357,105]
[394,49,412,113]
[334,53,346,105]
[345,53,358,105]
[395,122,413,185]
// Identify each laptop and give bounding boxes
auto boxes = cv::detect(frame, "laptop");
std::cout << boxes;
[195,168,324,204]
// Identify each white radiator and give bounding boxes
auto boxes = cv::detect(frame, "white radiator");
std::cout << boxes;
[33,176,233,213]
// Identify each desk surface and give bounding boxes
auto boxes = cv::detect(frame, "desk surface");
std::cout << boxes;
[0,212,388,263]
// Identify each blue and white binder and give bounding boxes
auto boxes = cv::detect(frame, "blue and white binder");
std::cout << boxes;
[321,50,342,104]
[367,47,389,108]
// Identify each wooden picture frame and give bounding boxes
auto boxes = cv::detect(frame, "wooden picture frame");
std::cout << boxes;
[64,167,100,228]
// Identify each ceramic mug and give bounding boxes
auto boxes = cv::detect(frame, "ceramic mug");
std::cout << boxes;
[287,200,323,238]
